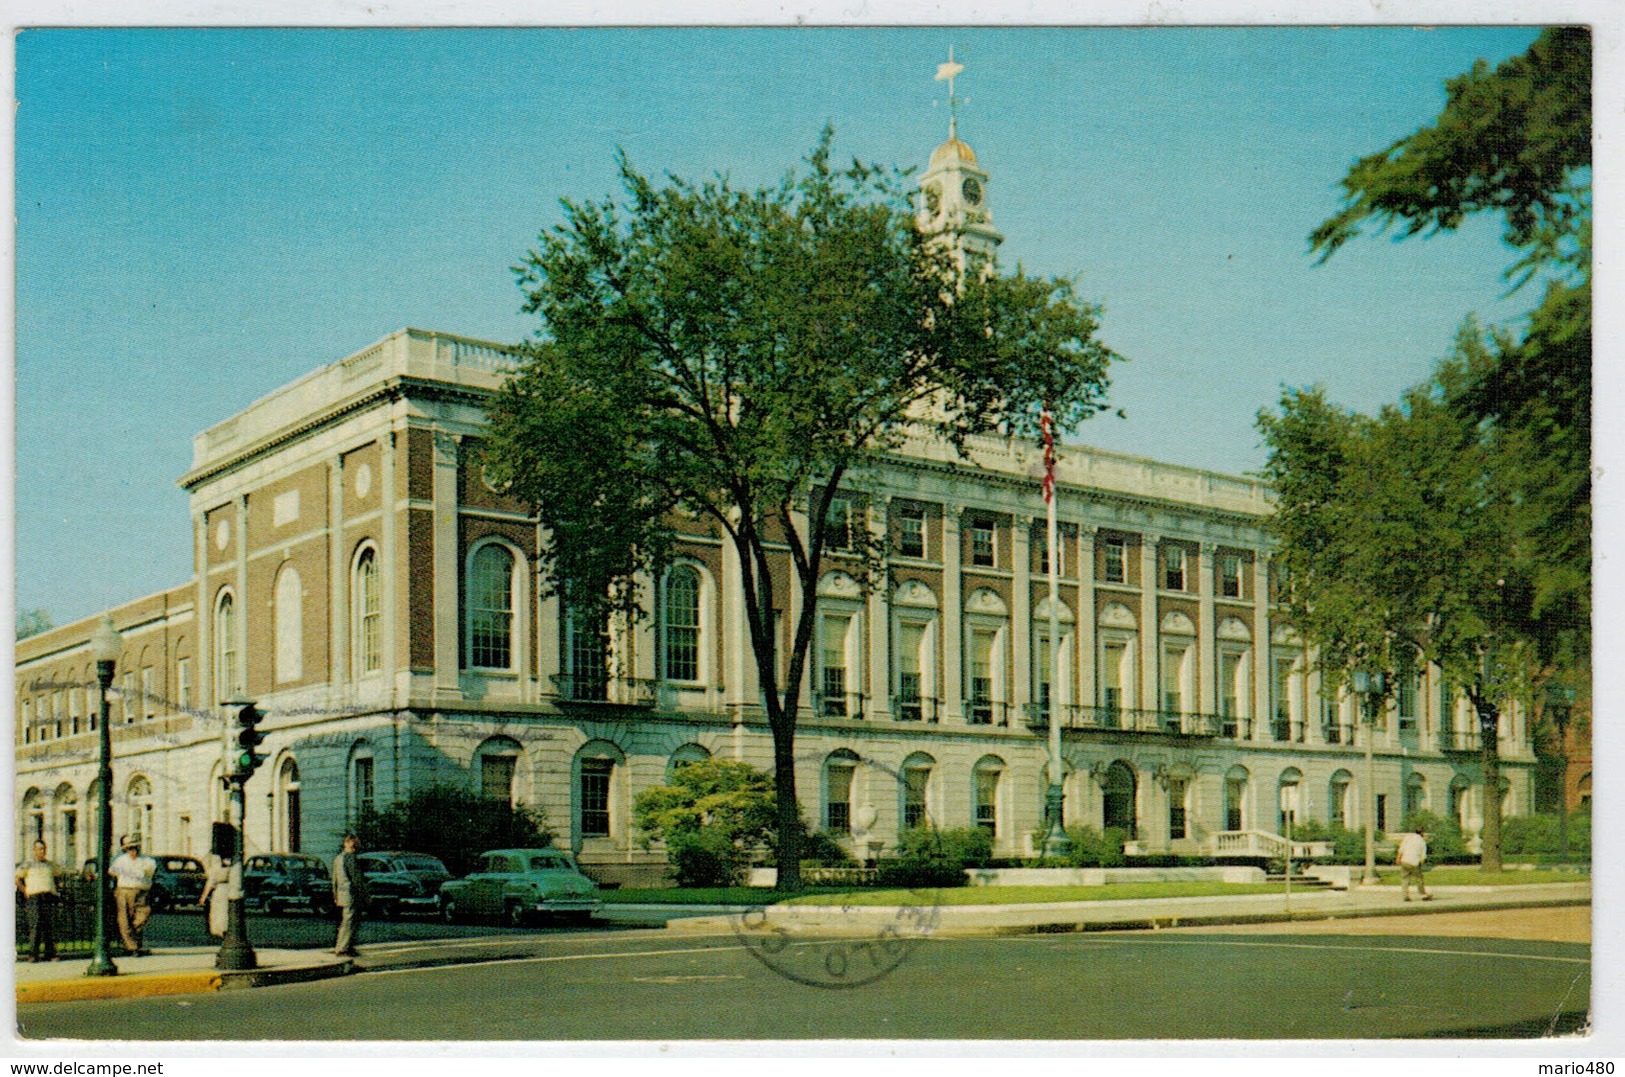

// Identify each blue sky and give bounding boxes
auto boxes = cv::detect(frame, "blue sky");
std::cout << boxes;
[15,26,1549,624]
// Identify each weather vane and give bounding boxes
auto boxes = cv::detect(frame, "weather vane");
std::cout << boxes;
[936,46,965,140]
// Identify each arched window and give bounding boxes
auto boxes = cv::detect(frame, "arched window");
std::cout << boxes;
[475,736,522,804]
[575,741,624,841]
[893,580,938,722]
[1330,770,1355,829]
[562,608,610,700]
[1404,772,1427,823]
[964,588,1009,725]
[665,743,711,781]
[349,741,376,822]
[353,545,382,677]
[817,573,865,718]
[1278,768,1303,834]
[1032,595,1074,722]
[125,776,154,848]
[900,752,936,832]
[973,756,1006,837]
[1224,765,1249,832]
[275,758,301,853]
[1097,603,1138,725]
[54,784,79,868]
[824,750,860,834]
[1450,775,1472,833]
[662,565,702,682]
[275,565,303,683]
[1103,761,1138,837]
[468,544,515,670]
[215,590,241,701]
[21,788,44,851]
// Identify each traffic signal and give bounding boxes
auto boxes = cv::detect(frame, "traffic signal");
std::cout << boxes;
[231,702,268,778]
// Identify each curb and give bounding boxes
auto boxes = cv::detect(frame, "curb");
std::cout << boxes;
[16,959,353,1005]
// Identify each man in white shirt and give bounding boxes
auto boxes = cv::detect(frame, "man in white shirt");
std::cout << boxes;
[109,834,158,954]
[1396,826,1433,902]
[15,840,59,961]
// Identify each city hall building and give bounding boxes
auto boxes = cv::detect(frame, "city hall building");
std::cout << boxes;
[14,125,1536,884]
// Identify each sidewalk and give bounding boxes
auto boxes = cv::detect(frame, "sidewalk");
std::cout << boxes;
[650,881,1593,938]
[15,947,353,1004]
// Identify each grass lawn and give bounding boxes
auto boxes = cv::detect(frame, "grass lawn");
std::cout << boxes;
[601,882,1287,906]
[1374,868,1584,887]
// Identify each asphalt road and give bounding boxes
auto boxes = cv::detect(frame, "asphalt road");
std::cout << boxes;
[19,924,1589,1041]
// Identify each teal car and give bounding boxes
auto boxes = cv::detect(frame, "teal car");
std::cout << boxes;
[438,848,602,927]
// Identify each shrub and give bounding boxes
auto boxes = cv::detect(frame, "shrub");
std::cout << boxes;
[353,784,554,878]
[877,826,992,887]
[1401,810,1466,858]
[634,758,776,887]
[1059,825,1127,867]
[799,829,858,867]
[1502,813,1591,857]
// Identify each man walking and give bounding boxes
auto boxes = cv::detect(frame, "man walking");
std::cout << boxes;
[16,840,59,962]
[1397,825,1434,902]
[331,833,369,957]
[109,834,157,954]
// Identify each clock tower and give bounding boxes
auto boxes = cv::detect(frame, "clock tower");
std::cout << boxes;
[917,50,1003,274]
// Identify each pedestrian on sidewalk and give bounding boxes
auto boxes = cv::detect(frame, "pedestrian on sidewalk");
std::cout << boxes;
[331,833,369,957]
[109,834,157,954]
[1397,825,1433,902]
[16,840,59,961]
[200,852,230,938]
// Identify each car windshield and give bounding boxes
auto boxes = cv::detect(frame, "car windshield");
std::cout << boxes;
[163,858,202,872]
[529,855,571,872]
[402,857,446,872]
[289,861,327,879]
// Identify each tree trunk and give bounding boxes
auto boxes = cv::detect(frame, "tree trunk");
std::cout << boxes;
[771,729,802,892]
[1480,717,1502,873]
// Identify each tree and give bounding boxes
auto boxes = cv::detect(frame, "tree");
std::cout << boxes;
[353,785,553,879]
[1290,27,1591,872]
[16,609,53,640]
[486,130,1117,889]
[634,759,777,888]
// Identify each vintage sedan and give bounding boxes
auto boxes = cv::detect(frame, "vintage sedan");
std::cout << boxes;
[357,851,453,918]
[243,853,337,917]
[438,848,602,927]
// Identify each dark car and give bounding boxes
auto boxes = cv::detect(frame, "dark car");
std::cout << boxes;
[80,854,205,911]
[243,853,336,917]
[356,851,453,918]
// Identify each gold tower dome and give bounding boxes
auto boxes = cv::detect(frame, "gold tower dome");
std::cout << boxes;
[929,136,978,169]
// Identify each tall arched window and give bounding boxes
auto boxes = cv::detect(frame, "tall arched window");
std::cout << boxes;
[215,590,241,701]
[662,565,701,682]
[54,784,79,868]
[353,545,382,677]
[125,776,154,848]
[276,758,301,853]
[468,544,515,670]
[1103,761,1138,836]
[349,741,376,822]
[475,736,523,805]
[973,756,1006,837]
[275,565,303,683]
[575,741,624,841]
[666,743,712,781]
[1330,770,1354,829]
[900,752,936,832]
[1224,765,1249,832]
[824,749,860,834]
[1278,768,1303,834]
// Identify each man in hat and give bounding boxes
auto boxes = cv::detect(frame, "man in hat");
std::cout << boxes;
[15,840,59,961]
[109,834,157,954]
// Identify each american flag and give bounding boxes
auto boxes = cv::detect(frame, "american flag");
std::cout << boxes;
[1040,407,1056,504]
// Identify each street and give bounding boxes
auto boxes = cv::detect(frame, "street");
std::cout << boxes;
[19,914,1589,1040]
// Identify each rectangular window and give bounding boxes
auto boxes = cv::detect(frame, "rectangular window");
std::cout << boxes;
[176,658,193,710]
[896,621,924,721]
[1272,657,1295,740]
[1101,642,1125,719]
[826,764,855,833]
[1035,633,1054,720]
[970,520,995,567]
[580,759,613,837]
[1168,778,1189,840]
[481,755,516,802]
[1220,652,1242,735]
[1162,645,1187,717]
[969,629,995,724]
[1038,530,1063,575]
[898,505,926,559]
[821,614,850,717]
[824,498,854,552]
[1220,555,1242,598]
[121,672,136,723]
[353,757,375,818]
[1102,538,1126,583]
[974,769,999,834]
[1164,547,1186,591]
[1398,670,1419,730]
[663,570,701,682]
[903,767,929,830]
[141,668,154,719]
[1376,793,1388,833]
[566,614,609,701]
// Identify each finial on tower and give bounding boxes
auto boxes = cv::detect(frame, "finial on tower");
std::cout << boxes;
[935,46,965,141]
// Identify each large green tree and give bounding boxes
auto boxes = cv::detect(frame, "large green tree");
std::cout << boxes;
[486,131,1116,889]
[1276,27,1591,871]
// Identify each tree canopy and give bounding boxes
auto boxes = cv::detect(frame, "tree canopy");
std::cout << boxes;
[633,758,777,887]
[486,129,1117,887]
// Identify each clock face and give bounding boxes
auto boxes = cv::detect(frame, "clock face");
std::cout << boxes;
[961,176,984,206]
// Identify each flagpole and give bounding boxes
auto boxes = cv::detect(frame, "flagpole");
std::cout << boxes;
[1041,407,1071,860]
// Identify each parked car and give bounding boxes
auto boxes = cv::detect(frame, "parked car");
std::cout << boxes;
[356,851,453,918]
[80,855,205,911]
[438,848,602,927]
[243,853,337,917]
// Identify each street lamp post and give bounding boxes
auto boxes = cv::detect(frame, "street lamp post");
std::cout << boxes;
[1352,670,1385,887]
[86,615,122,977]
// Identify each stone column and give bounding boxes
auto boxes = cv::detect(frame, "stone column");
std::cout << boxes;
[1252,553,1271,744]
[1197,541,1216,714]
[1011,516,1032,720]
[942,507,963,723]
[1076,525,1097,713]
[432,431,462,699]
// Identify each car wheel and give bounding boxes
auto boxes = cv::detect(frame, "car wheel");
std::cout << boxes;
[505,902,529,929]
[441,898,460,924]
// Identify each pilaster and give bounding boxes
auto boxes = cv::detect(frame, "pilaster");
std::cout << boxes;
[1076,524,1097,713]
[868,496,891,720]
[1140,534,1160,716]
[942,507,963,723]
[1252,553,1271,744]
[432,430,462,698]
[1011,516,1032,714]
[328,454,346,691]
[382,427,402,701]
[1197,541,1216,713]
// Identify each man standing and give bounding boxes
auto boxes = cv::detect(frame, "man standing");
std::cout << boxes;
[331,833,369,957]
[15,840,59,962]
[1397,825,1434,902]
[109,834,157,954]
